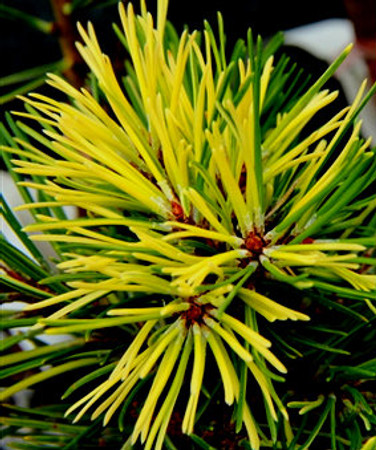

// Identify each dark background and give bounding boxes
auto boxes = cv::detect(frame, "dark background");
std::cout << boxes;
[0,0,349,78]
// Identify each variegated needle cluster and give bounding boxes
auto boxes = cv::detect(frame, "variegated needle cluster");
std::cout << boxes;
[4,0,376,448]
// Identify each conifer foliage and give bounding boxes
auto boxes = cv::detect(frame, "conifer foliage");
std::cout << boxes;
[1,1,376,448]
